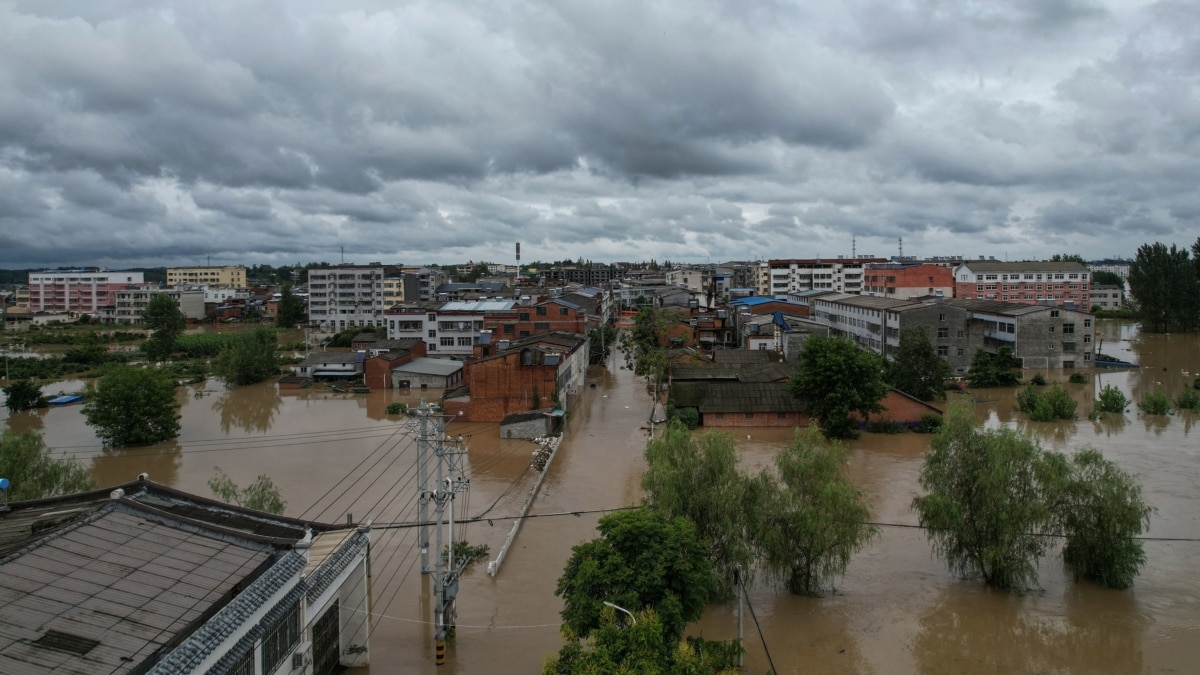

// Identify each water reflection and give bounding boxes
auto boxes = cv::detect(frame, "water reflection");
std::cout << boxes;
[913,585,1143,674]
[212,382,282,434]
[1141,415,1170,437]
[91,440,182,487]
[4,408,47,433]
[1091,412,1127,437]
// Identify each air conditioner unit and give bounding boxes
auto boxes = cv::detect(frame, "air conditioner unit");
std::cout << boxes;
[292,642,313,670]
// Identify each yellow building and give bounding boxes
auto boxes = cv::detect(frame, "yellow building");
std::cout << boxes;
[166,266,247,288]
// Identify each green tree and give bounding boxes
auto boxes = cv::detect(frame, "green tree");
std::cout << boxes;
[276,283,305,329]
[207,468,286,514]
[1016,384,1078,421]
[1090,270,1125,287]
[83,367,181,447]
[912,402,1058,589]
[1049,253,1086,264]
[1052,450,1153,589]
[544,608,738,675]
[63,331,110,367]
[887,327,951,401]
[787,335,888,439]
[213,327,280,386]
[588,324,618,364]
[0,430,96,500]
[754,428,877,595]
[642,422,757,600]
[1095,384,1130,414]
[555,508,712,645]
[458,262,491,283]
[966,347,1023,388]
[3,379,47,412]
[1128,242,1200,332]
[142,293,186,360]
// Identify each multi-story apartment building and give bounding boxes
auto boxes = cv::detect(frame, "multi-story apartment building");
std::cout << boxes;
[307,264,386,329]
[759,258,887,297]
[1090,284,1126,310]
[1088,259,1133,280]
[104,287,206,324]
[382,272,419,307]
[387,300,513,359]
[541,263,617,287]
[165,265,246,288]
[810,293,1095,373]
[28,269,145,314]
[953,261,1091,308]
[863,263,954,300]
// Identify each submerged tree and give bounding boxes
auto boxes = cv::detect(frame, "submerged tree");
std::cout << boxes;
[276,282,306,329]
[642,421,757,600]
[213,327,280,386]
[207,468,286,514]
[913,402,1057,589]
[142,293,186,360]
[83,367,181,447]
[3,379,47,412]
[0,431,96,501]
[754,428,877,595]
[965,347,1023,388]
[1128,241,1200,332]
[544,607,738,675]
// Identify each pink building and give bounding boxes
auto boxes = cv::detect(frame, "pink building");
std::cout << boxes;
[953,261,1090,309]
[28,269,146,314]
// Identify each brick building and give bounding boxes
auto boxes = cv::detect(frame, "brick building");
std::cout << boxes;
[28,269,144,314]
[863,263,954,300]
[444,332,589,422]
[953,260,1091,308]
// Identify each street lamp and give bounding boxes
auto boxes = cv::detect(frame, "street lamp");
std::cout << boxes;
[602,601,636,625]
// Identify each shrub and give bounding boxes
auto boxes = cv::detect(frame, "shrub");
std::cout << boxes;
[1068,372,1088,384]
[1174,388,1200,412]
[673,407,700,430]
[1017,384,1077,421]
[914,412,945,433]
[386,402,407,415]
[1095,385,1130,414]
[865,419,906,434]
[1139,391,1171,415]
[1030,373,1047,386]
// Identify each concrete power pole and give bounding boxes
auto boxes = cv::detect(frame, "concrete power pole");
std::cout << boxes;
[416,400,470,666]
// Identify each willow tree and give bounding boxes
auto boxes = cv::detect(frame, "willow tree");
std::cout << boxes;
[0,431,95,501]
[754,428,877,595]
[642,421,757,600]
[913,401,1057,589]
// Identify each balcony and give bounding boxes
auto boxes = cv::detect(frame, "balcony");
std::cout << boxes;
[983,329,1016,343]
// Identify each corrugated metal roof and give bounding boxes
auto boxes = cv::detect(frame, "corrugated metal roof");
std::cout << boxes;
[440,300,516,312]
[391,357,464,377]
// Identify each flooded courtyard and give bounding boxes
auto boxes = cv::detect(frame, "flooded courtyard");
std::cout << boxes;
[1,320,1198,673]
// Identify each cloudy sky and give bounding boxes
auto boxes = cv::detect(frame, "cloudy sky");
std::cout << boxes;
[1,0,1197,270]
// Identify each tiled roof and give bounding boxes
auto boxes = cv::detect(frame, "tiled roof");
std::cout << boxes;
[671,381,806,414]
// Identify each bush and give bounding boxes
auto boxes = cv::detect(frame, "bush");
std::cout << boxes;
[386,402,407,415]
[865,419,906,433]
[1017,384,1077,421]
[1068,372,1088,384]
[1095,385,1130,414]
[673,407,700,429]
[1030,373,1047,386]
[914,412,945,433]
[1139,391,1171,415]
[1174,388,1200,412]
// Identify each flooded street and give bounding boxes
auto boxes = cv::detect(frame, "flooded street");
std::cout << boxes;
[2,320,1198,673]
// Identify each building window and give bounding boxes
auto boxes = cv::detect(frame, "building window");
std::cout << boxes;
[1063,360,1076,368]
[560,307,569,316]
[715,413,725,420]
[1084,352,1091,361]
[228,649,254,675]
[1084,319,1092,328]
[937,327,949,338]
[440,337,454,346]
[1050,310,1060,317]
[957,330,964,338]
[1084,335,1092,343]
[457,337,473,346]
[778,413,788,419]
[939,313,946,322]
[519,331,530,338]
[957,347,964,356]
[534,322,550,330]
[262,601,301,674]
[1063,323,1075,334]
[428,330,436,338]
[503,324,514,334]
[519,312,530,321]
[937,345,949,356]
[1048,326,1055,333]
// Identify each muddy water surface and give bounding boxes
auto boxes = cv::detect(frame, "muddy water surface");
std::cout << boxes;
[1,320,1197,673]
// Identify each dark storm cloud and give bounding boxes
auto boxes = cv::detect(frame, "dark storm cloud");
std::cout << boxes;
[0,0,1197,269]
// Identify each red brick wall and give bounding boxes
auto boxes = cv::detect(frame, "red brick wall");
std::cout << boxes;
[869,390,942,424]
[454,353,560,421]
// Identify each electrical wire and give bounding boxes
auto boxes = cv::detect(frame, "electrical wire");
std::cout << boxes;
[738,572,778,675]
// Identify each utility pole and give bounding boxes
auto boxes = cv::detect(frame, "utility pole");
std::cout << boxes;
[416,400,470,666]
[735,565,744,668]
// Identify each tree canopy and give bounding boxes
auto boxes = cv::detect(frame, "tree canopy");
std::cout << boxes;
[788,335,889,438]
[142,293,186,360]
[754,428,877,595]
[83,367,181,447]
[543,607,738,675]
[213,327,280,386]
[886,327,951,401]
[208,468,286,514]
[965,347,1023,388]
[1090,270,1124,287]
[3,379,47,412]
[0,430,96,501]
[913,402,1152,590]
[276,283,305,329]
[1127,240,1200,332]
[555,508,712,646]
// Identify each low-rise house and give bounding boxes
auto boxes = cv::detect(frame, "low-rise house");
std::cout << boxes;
[1090,284,1125,310]
[294,352,364,381]
[0,477,370,674]
[388,356,464,390]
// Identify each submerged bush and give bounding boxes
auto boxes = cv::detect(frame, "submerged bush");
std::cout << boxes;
[1174,388,1200,412]
[1017,384,1078,421]
[1030,373,1047,386]
[1068,372,1088,385]
[1095,385,1130,414]
[1139,391,1171,415]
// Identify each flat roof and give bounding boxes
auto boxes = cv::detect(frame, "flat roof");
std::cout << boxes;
[439,300,517,312]
[391,357,464,377]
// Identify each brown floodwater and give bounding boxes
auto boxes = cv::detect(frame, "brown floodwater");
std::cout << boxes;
[1,320,1197,674]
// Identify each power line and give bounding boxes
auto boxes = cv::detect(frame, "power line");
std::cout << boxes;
[739,572,777,675]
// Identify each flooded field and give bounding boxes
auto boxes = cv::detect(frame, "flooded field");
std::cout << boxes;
[1,320,1198,673]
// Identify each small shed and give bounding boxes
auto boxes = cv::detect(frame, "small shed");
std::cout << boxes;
[500,408,564,439]
[389,357,464,390]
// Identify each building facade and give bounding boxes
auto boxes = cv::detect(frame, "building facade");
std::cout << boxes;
[953,261,1092,309]
[166,265,247,288]
[1090,284,1126,310]
[105,287,206,324]
[760,258,887,297]
[863,263,954,300]
[28,269,145,314]
[307,265,386,329]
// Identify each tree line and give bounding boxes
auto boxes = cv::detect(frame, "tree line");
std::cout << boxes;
[1127,238,1200,332]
